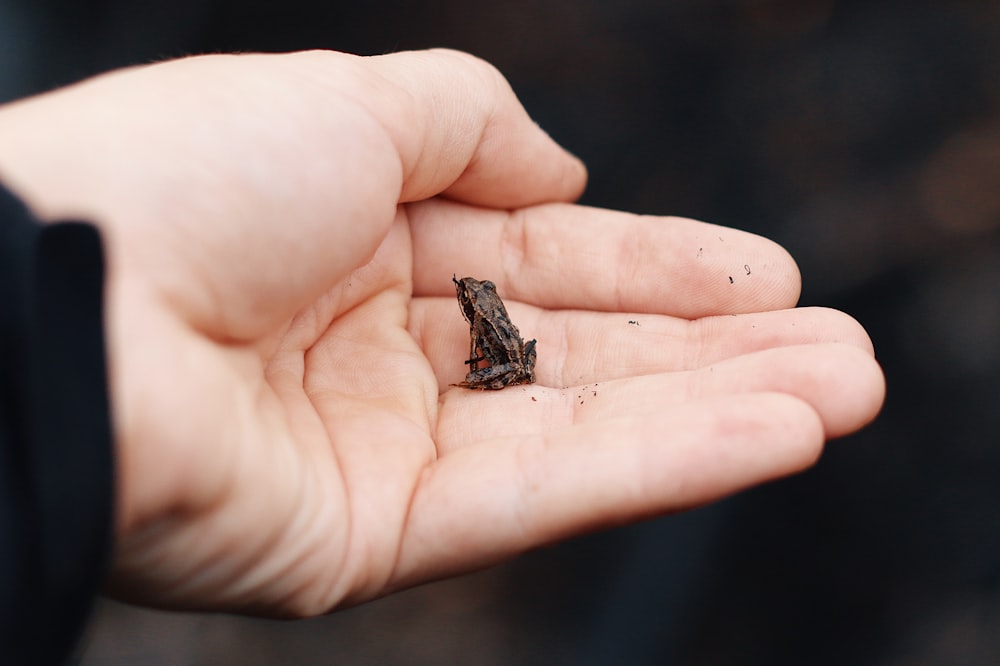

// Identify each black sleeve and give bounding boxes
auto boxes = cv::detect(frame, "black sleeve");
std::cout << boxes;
[0,184,113,665]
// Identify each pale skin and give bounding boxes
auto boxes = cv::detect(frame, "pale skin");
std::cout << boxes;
[0,49,884,616]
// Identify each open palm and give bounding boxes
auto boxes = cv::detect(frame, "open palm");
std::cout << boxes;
[0,50,884,616]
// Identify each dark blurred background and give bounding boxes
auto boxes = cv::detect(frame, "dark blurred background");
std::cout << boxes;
[4,0,999,663]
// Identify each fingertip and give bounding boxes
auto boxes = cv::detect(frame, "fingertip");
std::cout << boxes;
[805,307,879,356]
[771,236,803,308]
[831,345,886,439]
[800,343,885,439]
[707,392,826,484]
[443,133,588,208]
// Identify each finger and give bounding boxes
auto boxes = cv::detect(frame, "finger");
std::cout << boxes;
[410,199,800,318]
[411,298,875,388]
[393,392,823,585]
[0,50,585,338]
[435,342,884,444]
[361,49,587,206]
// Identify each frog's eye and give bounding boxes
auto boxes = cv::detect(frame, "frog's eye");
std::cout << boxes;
[481,280,496,291]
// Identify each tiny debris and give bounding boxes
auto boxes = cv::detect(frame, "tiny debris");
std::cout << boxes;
[729,276,734,284]
[697,247,703,258]
[744,264,751,275]
[628,319,640,326]
[531,396,537,402]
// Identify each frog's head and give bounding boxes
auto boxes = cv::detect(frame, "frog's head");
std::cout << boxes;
[453,275,494,323]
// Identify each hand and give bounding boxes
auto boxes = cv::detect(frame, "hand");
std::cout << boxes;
[0,49,884,615]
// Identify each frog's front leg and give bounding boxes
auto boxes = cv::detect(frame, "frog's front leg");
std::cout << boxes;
[464,330,488,366]
[465,326,481,365]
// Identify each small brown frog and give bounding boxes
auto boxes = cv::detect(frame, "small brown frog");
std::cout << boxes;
[453,275,537,390]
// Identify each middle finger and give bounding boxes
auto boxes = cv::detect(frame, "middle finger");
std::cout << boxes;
[410,298,874,389]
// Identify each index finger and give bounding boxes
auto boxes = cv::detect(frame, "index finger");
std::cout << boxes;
[410,199,801,318]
